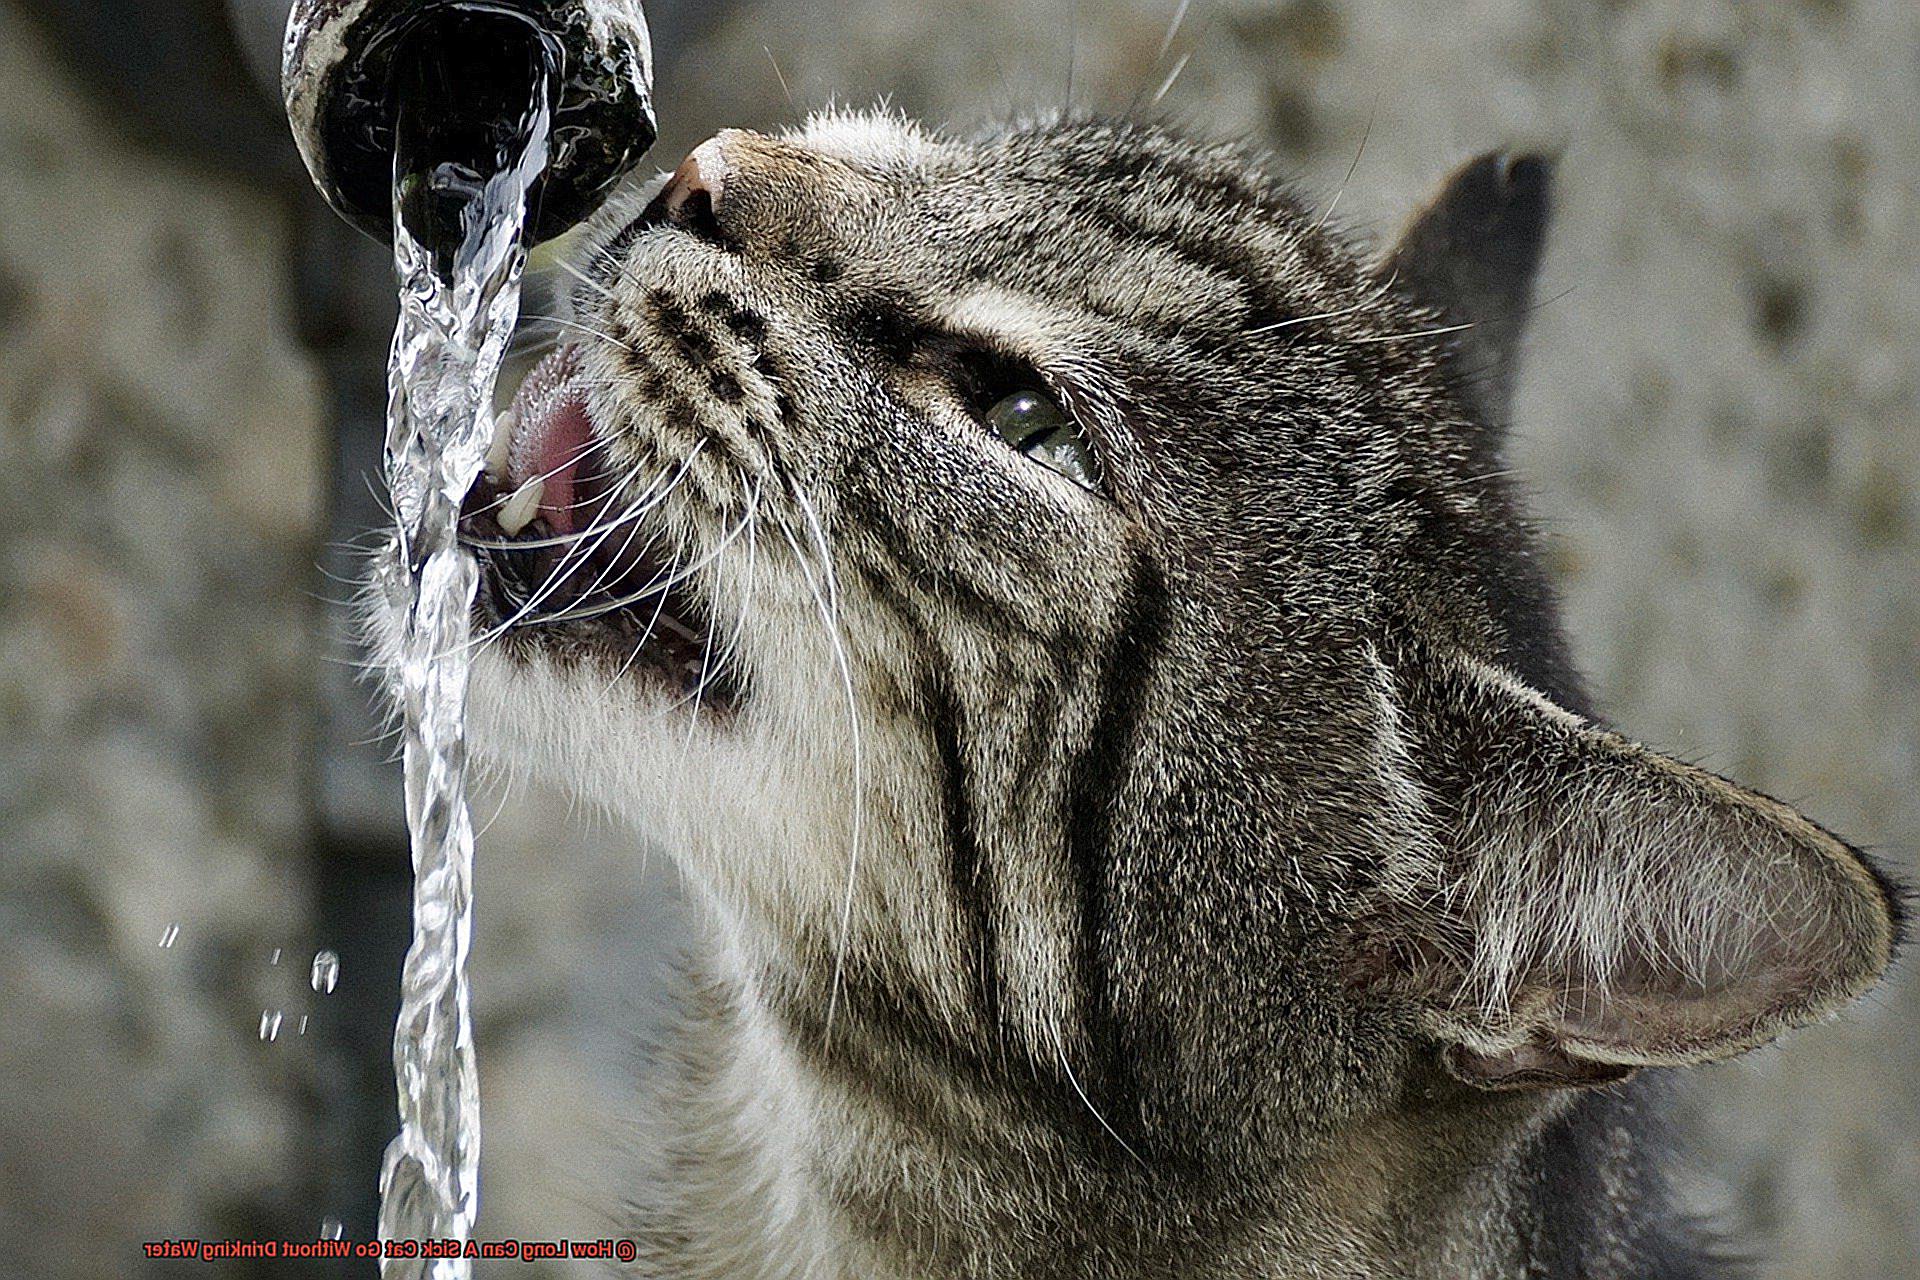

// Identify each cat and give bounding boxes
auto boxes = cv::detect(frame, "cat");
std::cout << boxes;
[370,108,1901,1278]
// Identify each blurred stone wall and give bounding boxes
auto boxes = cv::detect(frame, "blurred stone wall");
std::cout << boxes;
[1,2,1914,1278]
[0,6,327,1269]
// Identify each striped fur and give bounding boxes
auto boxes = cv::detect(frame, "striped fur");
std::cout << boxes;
[367,110,1898,1277]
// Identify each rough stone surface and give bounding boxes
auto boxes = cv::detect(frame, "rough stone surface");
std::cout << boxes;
[0,2,1913,1278]
[0,7,327,1271]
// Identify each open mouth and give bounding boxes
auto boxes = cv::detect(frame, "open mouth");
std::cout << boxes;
[461,343,737,708]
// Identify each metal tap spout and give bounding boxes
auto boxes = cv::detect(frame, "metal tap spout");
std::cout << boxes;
[283,0,656,246]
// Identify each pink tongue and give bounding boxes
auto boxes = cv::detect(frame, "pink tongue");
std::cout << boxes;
[507,345,592,535]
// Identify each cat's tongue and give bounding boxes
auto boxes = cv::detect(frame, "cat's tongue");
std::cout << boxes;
[503,344,593,535]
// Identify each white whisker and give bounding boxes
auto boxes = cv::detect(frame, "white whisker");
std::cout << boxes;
[470,444,708,647]
[463,450,684,549]
[1313,96,1377,234]
[546,255,619,305]
[1242,270,1398,339]
[786,494,864,1039]
[518,312,636,354]
[464,435,603,522]
[520,486,758,628]
[764,46,797,116]
[1153,0,1193,68]
[1050,1020,1146,1167]
[1347,320,1477,345]
[468,460,652,643]
[1148,51,1193,109]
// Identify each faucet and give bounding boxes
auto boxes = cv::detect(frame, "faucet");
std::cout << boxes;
[282,0,657,247]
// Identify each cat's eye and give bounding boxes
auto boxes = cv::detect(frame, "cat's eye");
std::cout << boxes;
[983,390,1098,490]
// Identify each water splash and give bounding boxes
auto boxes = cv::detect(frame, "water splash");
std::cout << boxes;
[311,949,341,995]
[373,19,559,1279]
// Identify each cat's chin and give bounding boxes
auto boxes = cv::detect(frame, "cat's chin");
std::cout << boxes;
[465,552,740,716]
[358,556,743,830]
[461,642,754,838]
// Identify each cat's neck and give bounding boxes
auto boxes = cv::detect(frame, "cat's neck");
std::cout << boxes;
[626,922,1611,1280]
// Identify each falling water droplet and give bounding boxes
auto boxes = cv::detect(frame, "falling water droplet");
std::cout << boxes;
[259,1010,284,1041]
[319,1217,344,1241]
[270,948,283,966]
[299,1015,310,1036]
[158,924,180,948]
[311,949,341,994]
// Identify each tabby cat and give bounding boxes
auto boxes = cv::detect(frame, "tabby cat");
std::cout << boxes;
[371,109,1900,1278]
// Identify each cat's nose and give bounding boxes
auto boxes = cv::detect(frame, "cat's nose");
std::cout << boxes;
[637,129,848,255]
[646,132,739,248]
[661,135,730,216]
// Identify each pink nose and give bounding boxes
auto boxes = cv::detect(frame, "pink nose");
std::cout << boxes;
[661,135,730,216]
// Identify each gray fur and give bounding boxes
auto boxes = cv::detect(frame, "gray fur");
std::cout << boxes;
[369,109,1899,1278]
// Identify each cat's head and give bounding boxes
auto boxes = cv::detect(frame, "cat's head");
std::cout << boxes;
[422,110,1897,1142]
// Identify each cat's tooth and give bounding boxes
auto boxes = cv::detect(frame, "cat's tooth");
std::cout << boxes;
[486,408,516,480]
[497,478,544,534]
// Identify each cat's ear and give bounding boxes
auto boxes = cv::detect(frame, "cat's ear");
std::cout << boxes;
[1380,152,1554,421]
[1356,641,1900,1091]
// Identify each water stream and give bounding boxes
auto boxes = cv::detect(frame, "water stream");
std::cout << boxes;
[373,21,560,1277]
